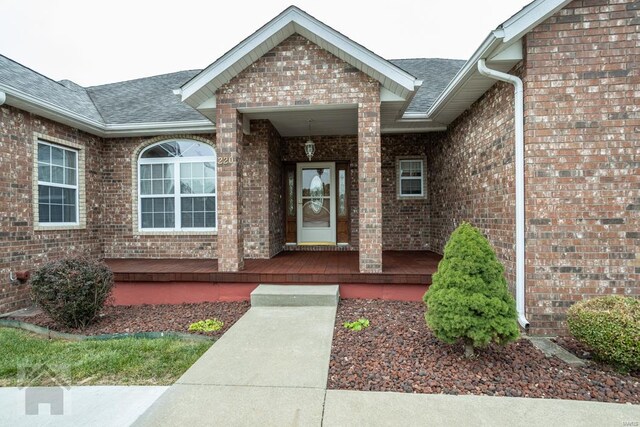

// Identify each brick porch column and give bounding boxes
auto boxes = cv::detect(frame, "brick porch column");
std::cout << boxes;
[216,104,244,272]
[358,95,382,273]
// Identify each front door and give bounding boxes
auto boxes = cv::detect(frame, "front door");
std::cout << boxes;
[297,162,336,245]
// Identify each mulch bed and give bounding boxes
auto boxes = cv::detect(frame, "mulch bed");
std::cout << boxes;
[328,300,640,404]
[9,302,250,338]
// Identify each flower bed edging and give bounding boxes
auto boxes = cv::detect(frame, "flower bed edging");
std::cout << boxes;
[0,319,213,342]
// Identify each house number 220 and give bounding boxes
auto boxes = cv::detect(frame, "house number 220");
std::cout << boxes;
[218,156,236,165]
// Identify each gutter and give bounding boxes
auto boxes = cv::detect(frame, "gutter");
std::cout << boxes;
[423,32,504,119]
[477,59,529,330]
[0,84,215,138]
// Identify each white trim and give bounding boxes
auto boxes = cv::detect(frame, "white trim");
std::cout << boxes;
[0,0,571,136]
[423,0,572,123]
[179,6,420,106]
[296,162,336,245]
[424,33,503,120]
[36,140,80,227]
[500,0,570,44]
[0,84,215,138]
[137,140,218,233]
[397,158,425,199]
[103,121,215,137]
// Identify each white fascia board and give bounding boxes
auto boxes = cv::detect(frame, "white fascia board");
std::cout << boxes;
[180,6,419,105]
[423,33,503,119]
[180,17,296,102]
[2,84,215,138]
[102,121,215,138]
[1,85,105,134]
[287,10,418,92]
[239,103,357,114]
[500,0,572,44]
[382,126,447,134]
[422,0,571,124]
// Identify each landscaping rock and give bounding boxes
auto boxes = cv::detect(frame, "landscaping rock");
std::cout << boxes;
[9,302,250,338]
[328,300,640,404]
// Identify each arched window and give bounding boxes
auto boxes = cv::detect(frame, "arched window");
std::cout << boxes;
[138,139,216,231]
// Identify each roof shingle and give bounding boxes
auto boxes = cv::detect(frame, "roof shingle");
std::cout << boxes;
[0,54,466,126]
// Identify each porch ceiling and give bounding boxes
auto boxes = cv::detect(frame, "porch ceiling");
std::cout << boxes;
[243,105,357,137]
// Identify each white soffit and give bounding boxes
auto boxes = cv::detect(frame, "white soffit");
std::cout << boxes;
[178,6,421,109]
[426,0,572,126]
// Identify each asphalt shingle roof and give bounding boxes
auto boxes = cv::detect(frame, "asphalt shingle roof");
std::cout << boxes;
[86,70,204,124]
[0,55,103,123]
[390,58,466,112]
[0,55,466,125]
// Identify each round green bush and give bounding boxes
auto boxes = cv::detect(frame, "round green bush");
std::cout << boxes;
[567,296,640,372]
[423,222,519,357]
[30,257,114,329]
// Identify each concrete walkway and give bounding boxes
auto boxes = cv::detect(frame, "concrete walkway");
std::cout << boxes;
[324,390,640,427]
[134,303,337,426]
[131,284,640,426]
[0,386,167,427]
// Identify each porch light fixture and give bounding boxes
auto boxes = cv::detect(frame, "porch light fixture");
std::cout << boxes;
[304,119,315,161]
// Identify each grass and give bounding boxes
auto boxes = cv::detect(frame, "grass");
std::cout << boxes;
[0,327,212,386]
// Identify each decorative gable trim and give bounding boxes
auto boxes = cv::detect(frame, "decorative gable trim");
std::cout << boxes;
[178,6,422,109]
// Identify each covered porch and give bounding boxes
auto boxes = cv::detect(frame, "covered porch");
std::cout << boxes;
[106,251,441,305]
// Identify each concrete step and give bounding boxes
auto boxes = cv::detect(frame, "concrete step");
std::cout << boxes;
[250,284,339,307]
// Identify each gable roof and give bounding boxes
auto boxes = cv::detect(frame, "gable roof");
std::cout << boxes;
[0,0,573,136]
[177,6,422,110]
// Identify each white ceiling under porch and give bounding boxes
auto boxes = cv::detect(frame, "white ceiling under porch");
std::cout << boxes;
[242,105,358,137]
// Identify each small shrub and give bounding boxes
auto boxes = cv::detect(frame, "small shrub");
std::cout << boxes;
[343,318,370,331]
[188,318,224,333]
[423,222,519,357]
[30,257,113,329]
[567,296,640,372]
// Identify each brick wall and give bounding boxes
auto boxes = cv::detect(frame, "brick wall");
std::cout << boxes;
[266,122,285,257]
[382,134,430,250]
[282,135,360,248]
[0,105,103,312]
[241,120,285,258]
[523,0,640,334]
[215,34,382,271]
[427,78,517,286]
[283,134,429,250]
[101,134,218,259]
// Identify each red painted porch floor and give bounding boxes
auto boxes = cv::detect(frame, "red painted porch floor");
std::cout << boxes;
[105,250,442,285]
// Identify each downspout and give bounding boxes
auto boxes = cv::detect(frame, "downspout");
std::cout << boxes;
[0,91,6,106]
[477,59,529,330]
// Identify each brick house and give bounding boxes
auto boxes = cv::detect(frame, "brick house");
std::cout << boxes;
[0,0,637,335]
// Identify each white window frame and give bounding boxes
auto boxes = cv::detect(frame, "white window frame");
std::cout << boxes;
[397,158,425,198]
[37,140,80,227]
[137,141,217,233]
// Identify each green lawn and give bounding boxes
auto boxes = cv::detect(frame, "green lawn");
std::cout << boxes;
[0,327,212,386]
